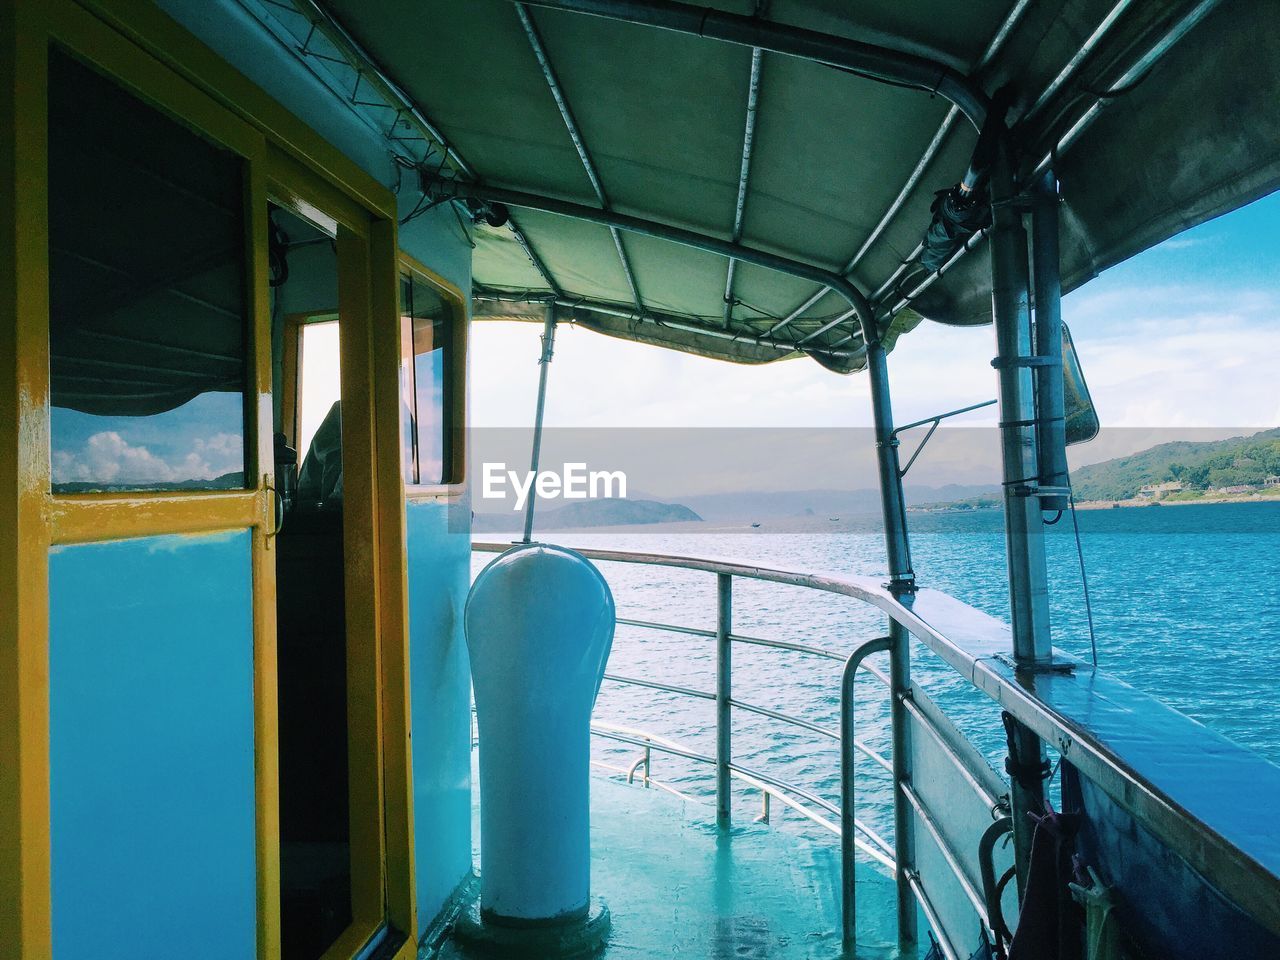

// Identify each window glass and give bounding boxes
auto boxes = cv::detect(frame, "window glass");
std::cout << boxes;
[398,281,417,484]
[297,320,342,463]
[47,49,248,492]
[399,273,455,486]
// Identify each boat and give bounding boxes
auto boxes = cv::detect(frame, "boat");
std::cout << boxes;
[751,522,761,528]
[2,2,1278,960]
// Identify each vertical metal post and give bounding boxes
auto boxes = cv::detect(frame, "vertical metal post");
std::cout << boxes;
[1032,168,1068,512]
[521,305,557,543]
[715,572,733,828]
[887,619,914,947]
[989,143,1051,894]
[863,339,914,593]
[861,331,917,952]
[841,635,893,956]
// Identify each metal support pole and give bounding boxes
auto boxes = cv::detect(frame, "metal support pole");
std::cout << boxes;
[715,573,733,828]
[863,338,914,594]
[841,635,894,956]
[521,305,557,543]
[1031,168,1068,512]
[860,323,917,953]
[989,143,1051,894]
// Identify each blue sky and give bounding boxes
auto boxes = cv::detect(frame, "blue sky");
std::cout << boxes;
[472,190,1280,468]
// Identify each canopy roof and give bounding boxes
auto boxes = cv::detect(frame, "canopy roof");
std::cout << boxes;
[282,0,1278,373]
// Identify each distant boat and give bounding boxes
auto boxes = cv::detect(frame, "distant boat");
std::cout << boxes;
[829,517,840,521]
[751,522,761,528]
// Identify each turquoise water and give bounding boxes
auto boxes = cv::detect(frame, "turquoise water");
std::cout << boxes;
[473,502,1280,850]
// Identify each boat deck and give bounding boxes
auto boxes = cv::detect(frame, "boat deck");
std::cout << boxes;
[433,771,902,959]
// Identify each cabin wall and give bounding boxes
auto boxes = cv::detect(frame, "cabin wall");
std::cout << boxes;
[48,531,257,958]
[404,497,474,926]
[153,0,474,296]
[153,0,478,936]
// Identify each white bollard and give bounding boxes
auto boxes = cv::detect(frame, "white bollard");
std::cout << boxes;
[462,544,614,954]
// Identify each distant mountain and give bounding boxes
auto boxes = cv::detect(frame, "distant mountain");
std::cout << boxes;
[668,485,1001,521]
[52,471,245,494]
[1070,428,1280,501]
[474,497,701,532]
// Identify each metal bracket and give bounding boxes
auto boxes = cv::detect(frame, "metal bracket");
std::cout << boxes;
[886,575,917,597]
[994,653,1076,675]
[890,398,997,479]
[990,355,1059,369]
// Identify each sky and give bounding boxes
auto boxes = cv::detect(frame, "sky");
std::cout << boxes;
[470,190,1280,480]
[47,190,1279,490]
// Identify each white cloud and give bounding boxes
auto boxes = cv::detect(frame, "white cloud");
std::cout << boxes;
[469,270,1278,443]
[52,430,243,484]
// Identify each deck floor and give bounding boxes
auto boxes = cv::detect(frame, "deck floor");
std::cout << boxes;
[435,772,902,959]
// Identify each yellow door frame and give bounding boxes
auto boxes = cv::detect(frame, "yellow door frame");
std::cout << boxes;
[0,1,418,957]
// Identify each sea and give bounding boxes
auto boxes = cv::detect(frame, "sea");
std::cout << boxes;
[471,501,1280,848]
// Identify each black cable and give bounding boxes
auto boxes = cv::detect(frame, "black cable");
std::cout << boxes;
[1043,509,1063,526]
[1068,489,1099,668]
[398,193,428,226]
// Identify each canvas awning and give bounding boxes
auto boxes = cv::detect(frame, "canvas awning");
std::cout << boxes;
[300,0,1278,373]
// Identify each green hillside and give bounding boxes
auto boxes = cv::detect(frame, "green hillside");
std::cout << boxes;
[1070,429,1280,501]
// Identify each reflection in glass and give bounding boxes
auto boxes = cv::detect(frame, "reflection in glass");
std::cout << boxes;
[47,49,248,492]
[399,274,454,485]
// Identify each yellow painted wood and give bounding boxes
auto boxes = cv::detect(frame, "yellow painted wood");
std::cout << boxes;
[336,222,390,929]
[0,3,53,956]
[248,145,283,960]
[2,4,417,956]
[317,918,383,960]
[281,315,303,449]
[267,145,373,240]
[45,0,262,160]
[372,218,417,937]
[47,492,264,545]
[251,521,283,960]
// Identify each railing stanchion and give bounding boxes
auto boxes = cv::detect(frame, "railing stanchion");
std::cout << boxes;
[841,635,894,957]
[888,621,916,947]
[716,572,733,828]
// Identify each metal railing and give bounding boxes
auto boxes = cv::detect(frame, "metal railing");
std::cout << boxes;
[470,540,1280,958]
[473,541,990,956]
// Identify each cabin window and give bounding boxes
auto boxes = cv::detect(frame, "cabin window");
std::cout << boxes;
[399,271,461,486]
[296,317,341,463]
[46,48,248,493]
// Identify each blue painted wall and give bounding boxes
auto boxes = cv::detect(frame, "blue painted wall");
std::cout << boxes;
[48,531,257,959]
[405,499,474,933]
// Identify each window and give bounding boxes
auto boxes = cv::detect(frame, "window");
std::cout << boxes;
[296,318,341,464]
[399,271,461,486]
[47,49,248,493]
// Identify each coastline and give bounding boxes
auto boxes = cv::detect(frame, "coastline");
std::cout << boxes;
[1074,491,1280,510]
